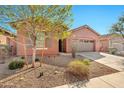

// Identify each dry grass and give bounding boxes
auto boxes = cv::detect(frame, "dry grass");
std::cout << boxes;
[66,60,90,80]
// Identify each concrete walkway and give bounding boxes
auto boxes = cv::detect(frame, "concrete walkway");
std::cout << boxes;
[56,72,124,88]
[78,52,124,71]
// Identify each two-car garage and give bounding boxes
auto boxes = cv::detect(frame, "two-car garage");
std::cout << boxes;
[63,25,100,53]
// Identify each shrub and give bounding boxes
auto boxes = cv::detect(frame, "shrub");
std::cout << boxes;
[82,59,90,65]
[8,61,18,70]
[21,56,25,59]
[109,48,117,54]
[66,59,90,79]
[17,60,25,68]
[8,60,24,70]
[35,58,40,62]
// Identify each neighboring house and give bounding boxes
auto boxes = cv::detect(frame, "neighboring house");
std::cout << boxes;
[100,34,124,52]
[110,37,124,51]
[0,27,16,56]
[61,25,101,53]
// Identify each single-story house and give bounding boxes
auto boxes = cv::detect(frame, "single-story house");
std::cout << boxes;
[16,24,123,56]
[16,25,112,56]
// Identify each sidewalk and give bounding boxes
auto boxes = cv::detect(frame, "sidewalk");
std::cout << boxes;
[55,72,124,88]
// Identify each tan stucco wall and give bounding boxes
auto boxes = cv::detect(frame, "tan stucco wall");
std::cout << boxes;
[0,35,7,45]
[17,29,59,56]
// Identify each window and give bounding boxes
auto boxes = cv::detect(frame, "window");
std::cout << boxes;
[36,32,45,48]
[26,32,52,48]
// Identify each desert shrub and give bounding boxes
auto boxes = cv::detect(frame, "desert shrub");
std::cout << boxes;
[8,60,24,70]
[17,60,25,68]
[8,61,17,70]
[35,58,40,62]
[21,56,25,59]
[80,59,90,66]
[109,48,117,54]
[66,59,90,80]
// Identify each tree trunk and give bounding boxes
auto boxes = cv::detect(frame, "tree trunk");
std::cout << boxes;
[40,50,44,67]
[32,47,36,68]
[40,33,46,67]
[23,38,28,67]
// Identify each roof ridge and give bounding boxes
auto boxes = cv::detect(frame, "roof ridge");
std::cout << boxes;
[71,24,100,36]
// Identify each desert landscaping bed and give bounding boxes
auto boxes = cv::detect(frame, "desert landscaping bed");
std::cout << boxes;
[0,59,119,88]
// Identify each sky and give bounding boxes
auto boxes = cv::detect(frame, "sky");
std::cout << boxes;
[72,5,124,35]
[0,5,124,35]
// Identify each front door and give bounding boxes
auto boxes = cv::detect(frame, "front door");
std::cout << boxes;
[59,39,63,52]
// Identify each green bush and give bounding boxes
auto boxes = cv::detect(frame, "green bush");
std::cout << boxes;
[81,59,90,65]
[66,59,90,79]
[35,58,40,62]
[21,56,25,59]
[8,61,17,70]
[8,60,24,70]
[17,60,25,68]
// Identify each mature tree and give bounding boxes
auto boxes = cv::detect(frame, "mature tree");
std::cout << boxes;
[110,15,124,38]
[0,5,73,67]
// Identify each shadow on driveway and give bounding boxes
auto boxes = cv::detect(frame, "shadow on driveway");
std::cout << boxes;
[77,52,106,60]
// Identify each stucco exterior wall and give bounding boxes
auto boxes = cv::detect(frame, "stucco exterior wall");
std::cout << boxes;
[0,35,7,45]
[17,29,59,56]
[0,34,16,56]
[99,36,110,52]
[110,37,124,51]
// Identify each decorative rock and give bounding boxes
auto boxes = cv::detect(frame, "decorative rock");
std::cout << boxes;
[54,71,60,74]
[19,77,24,81]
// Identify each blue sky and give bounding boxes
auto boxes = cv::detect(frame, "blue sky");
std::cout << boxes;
[0,5,124,35]
[72,5,124,35]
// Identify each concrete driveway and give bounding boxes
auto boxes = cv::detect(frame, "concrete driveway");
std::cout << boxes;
[78,52,124,71]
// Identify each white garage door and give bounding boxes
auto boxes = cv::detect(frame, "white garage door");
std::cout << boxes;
[72,39,94,52]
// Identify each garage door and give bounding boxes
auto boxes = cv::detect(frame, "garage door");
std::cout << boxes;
[72,39,94,52]
[112,43,124,51]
